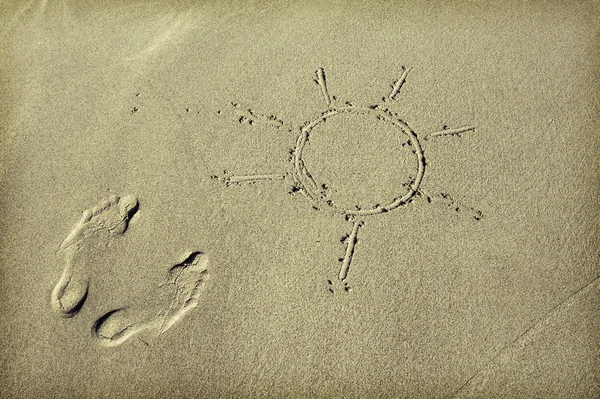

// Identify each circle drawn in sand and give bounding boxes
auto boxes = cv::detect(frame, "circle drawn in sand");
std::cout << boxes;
[293,105,425,217]
[215,66,483,292]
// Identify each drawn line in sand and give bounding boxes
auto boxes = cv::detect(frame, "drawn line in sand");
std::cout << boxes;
[92,252,209,347]
[450,274,600,398]
[389,66,412,100]
[229,103,295,132]
[216,66,484,292]
[51,194,139,317]
[424,125,475,141]
[211,171,288,187]
[419,189,484,221]
[338,220,363,282]
[315,67,332,106]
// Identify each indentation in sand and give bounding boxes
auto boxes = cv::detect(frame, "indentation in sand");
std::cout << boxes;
[51,196,209,347]
[92,252,209,347]
[51,194,139,317]
[214,66,484,291]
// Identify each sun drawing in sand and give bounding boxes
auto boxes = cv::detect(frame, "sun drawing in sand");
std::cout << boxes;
[213,66,483,293]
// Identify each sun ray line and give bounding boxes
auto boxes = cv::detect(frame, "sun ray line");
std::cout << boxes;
[338,220,364,282]
[215,173,288,187]
[315,67,332,107]
[230,103,295,132]
[424,125,475,141]
[419,188,484,221]
[389,66,413,100]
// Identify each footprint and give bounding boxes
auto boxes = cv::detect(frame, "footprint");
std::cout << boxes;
[50,274,90,318]
[51,194,139,317]
[92,252,209,347]
[157,252,210,334]
[91,308,163,347]
[58,194,139,252]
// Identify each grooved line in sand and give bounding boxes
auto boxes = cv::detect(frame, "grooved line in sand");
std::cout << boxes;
[338,220,363,282]
[212,172,288,186]
[451,274,600,398]
[230,102,295,132]
[216,65,483,292]
[389,66,412,100]
[424,125,475,141]
[315,67,332,106]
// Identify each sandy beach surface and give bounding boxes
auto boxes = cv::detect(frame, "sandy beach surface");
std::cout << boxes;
[1,1,599,397]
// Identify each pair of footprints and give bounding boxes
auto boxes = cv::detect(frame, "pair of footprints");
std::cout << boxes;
[50,195,209,347]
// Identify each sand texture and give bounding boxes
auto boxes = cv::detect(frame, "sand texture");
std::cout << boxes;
[1,1,599,398]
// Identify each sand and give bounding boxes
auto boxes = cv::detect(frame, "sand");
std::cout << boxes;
[0,1,599,398]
